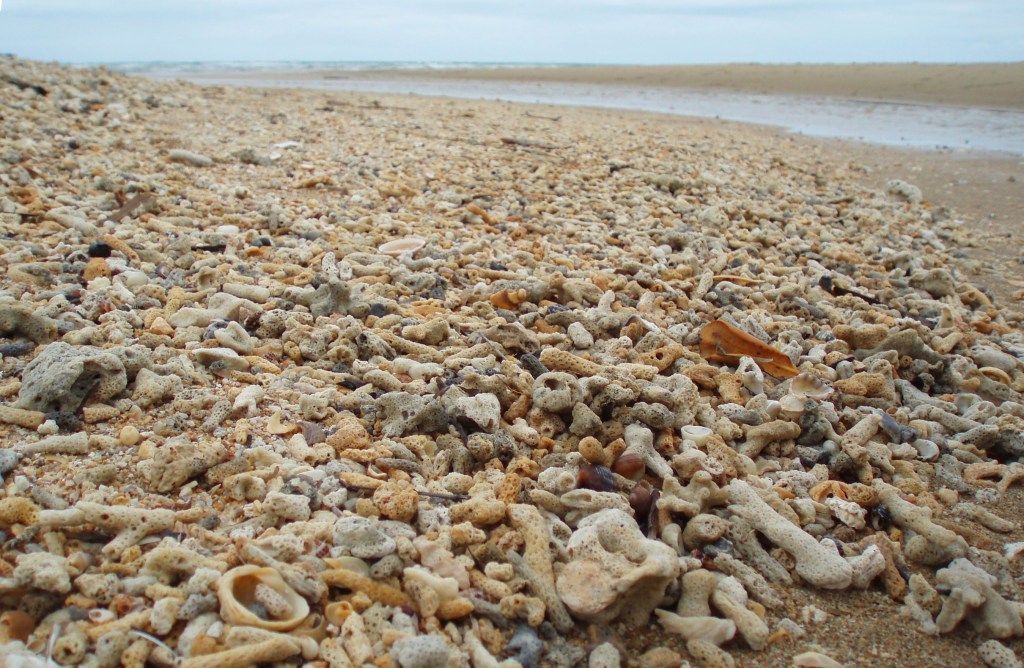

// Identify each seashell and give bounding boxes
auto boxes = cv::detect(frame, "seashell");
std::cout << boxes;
[629,481,654,518]
[577,464,617,492]
[680,425,713,447]
[291,612,329,641]
[612,452,645,481]
[323,556,371,576]
[378,237,426,257]
[655,609,736,646]
[217,565,310,631]
[490,288,528,311]
[267,411,299,435]
[789,373,834,400]
[324,601,354,627]
[0,610,35,643]
[778,394,806,421]
[793,651,844,668]
[978,366,1012,385]
[911,439,940,462]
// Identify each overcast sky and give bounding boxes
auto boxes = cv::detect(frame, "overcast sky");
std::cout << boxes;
[1,0,1021,64]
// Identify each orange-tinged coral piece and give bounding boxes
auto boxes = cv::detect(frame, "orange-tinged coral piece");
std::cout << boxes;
[321,568,410,607]
[699,319,799,379]
[490,288,528,310]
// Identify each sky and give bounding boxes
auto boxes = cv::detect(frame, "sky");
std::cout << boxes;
[0,0,1021,65]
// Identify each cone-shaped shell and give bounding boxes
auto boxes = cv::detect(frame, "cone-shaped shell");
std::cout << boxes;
[217,565,309,631]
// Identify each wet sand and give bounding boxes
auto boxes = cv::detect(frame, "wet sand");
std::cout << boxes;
[218,62,1024,110]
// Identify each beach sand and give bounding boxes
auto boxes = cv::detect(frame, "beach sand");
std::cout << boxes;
[199,63,1024,305]
[236,62,1024,110]
[1,57,1024,668]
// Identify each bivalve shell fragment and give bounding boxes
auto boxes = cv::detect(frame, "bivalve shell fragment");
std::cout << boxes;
[217,565,310,631]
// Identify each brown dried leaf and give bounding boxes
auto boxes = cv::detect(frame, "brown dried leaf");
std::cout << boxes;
[699,319,799,379]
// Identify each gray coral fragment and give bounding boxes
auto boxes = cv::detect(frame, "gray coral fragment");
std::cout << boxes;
[15,342,127,414]
[0,303,57,344]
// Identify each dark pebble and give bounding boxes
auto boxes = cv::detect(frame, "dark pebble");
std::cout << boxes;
[87,242,112,258]
[0,342,35,357]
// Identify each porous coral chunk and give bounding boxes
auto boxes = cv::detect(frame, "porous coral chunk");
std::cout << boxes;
[935,558,1024,639]
[727,480,852,589]
[0,303,57,344]
[15,342,127,414]
[139,435,227,492]
[132,367,183,408]
[556,508,679,624]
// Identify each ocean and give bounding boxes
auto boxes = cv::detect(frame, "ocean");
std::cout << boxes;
[104,61,1024,156]
[101,60,583,76]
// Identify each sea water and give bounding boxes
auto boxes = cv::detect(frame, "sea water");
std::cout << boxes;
[107,61,1024,156]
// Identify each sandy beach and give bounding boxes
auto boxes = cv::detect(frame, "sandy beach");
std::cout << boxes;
[224,62,1024,111]
[183,62,1024,306]
[2,56,1024,668]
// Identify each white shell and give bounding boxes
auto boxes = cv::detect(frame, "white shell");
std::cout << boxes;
[655,609,736,646]
[680,425,713,446]
[911,439,940,462]
[789,373,834,400]
[778,394,806,421]
[378,237,426,257]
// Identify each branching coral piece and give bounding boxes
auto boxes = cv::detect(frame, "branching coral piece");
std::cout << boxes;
[37,502,195,558]
[727,480,852,589]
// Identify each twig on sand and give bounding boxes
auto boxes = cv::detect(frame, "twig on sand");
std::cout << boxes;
[104,192,155,224]
[2,74,48,96]
[500,136,561,150]
[525,111,561,122]
[339,479,468,502]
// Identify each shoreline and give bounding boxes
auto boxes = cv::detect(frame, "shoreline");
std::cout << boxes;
[178,73,1024,156]
[180,62,1024,111]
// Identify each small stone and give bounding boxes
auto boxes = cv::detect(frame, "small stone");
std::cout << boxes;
[168,149,213,167]
[118,425,140,447]
[637,647,684,668]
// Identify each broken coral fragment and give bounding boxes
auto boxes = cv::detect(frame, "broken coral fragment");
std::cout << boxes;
[727,480,852,589]
[556,508,679,624]
[15,342,127,414]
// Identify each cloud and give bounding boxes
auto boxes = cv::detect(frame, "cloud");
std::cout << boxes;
[0,0,1021,63]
